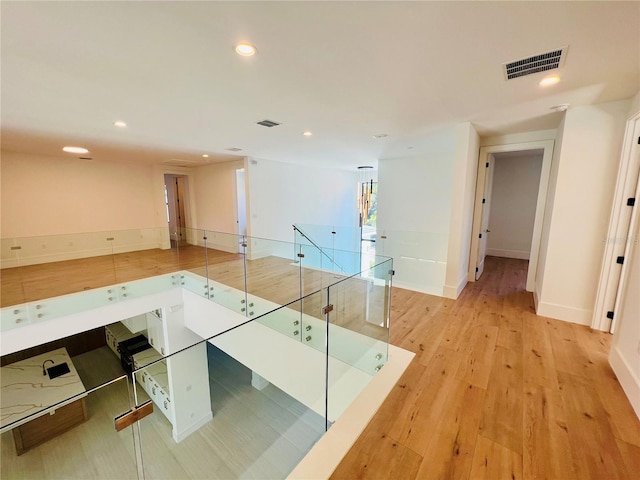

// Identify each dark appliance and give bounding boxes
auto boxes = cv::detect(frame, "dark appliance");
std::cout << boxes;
[118,334,151,375]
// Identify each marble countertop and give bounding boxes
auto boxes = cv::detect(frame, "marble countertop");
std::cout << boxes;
[133,349,169,393]
[0,347,86,430]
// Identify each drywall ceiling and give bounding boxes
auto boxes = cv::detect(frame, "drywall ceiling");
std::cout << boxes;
[1,1,638,169]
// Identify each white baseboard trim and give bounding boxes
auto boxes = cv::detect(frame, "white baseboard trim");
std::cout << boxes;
[173,411,214,443]
[1,243,163,268]
[392,280,443,297]
[443,275,468,300]
[609,346,640,420]
[486,248,530,260]
[536,301,592,326]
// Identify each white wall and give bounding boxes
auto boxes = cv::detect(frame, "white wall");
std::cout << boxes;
[246,158,359,243]
[487,152,543,259]
[536,99,631,325]
[192,159,245,235]
[444,122,479,298]
[377,127,457,295]
[1,152,161,237]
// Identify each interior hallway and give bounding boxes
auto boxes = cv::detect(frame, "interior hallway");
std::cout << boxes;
[332,256,640,479]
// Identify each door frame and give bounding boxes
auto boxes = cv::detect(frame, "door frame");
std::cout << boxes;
[468,139,554,292]
[592,112,640,332]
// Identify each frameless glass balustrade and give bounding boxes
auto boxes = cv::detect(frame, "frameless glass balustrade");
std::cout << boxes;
[0,225,393,478]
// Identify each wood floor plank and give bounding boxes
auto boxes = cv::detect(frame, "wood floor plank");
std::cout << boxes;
[559,375,629,480]
[522,312,560,390]
[454,324,498,389]
[413,381,485,480]
[469,434,523,480]
[523,383,577,479]
[478,345,524,455]
[388,347,464,450]
[546,318,594,380]
[330,434,422,480]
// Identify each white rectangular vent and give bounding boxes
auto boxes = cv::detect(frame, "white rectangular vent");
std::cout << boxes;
[162,158,203,167]
[504,47,567,80]
[257,119,281,127]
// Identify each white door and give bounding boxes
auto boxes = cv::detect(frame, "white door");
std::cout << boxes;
[593,113,640,331]
[475,158,495,280]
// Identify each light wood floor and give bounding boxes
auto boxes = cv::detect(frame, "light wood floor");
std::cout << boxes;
[331,256,640,480]
[3,251,639,479]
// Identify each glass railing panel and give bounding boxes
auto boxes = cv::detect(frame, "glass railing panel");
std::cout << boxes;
[171,228,209,277]
[0,227,177,308]
[0,275,179,333]
[326,259,391,373]
[179,271,211,299]
[376,229,448,292]
[244,236,303,308]
[134,295,327,479]
[202,230,245,288]
[1,344,138,479]
[294,224,361,253]
[324,263,391,423]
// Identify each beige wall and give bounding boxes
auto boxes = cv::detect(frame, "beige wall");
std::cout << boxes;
[1,152,160,237]
[193,159,245,234]
[536,99,631,325]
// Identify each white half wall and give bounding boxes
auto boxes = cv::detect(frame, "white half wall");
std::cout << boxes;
[536,99,631,325]
[246,158,359,243]
[487,152,543,260]
[377,127,457,296]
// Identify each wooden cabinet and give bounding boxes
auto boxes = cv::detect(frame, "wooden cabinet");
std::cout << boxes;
[12,398,88,455]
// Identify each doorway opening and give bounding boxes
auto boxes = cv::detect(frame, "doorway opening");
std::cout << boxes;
[360,181,378,274]
[469,140,555,294]
[164,174,189,248]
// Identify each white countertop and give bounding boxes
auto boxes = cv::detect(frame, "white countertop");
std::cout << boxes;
[0,347,86,430]
[133,349,169,393]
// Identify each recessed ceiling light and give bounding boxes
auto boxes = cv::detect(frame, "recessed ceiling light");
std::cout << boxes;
[202,154,209,158]
[235,43,257,56]
[114,120,127,128]
[63,146,89,154]
[373,133,389,139]
[303,131,313,136]
[539,75,560,87]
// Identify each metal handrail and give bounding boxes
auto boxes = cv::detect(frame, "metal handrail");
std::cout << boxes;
[292,224,348,274]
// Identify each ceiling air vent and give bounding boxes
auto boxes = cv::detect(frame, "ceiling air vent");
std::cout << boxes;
[162,158,204,167]
[225,147,243,152]
[504,46,568,80]
[256,119,281,127]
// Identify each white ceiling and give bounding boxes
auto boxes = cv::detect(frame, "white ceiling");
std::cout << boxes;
[1,1,638,170]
